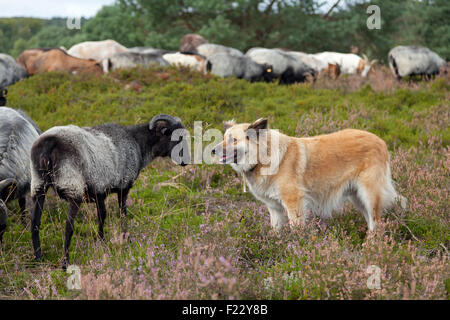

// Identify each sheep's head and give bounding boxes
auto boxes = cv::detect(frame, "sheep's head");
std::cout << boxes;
[261,64,276,83]
[149,114,190,166]
[0,88,7,106]
[358,54,377,77]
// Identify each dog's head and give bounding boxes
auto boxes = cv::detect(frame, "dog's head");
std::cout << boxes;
[212,118,268,172]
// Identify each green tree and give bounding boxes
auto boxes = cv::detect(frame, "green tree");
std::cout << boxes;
[82,3,145,47]
[1,0,448,61]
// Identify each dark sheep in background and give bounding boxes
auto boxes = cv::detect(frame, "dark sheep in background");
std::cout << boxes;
[206,53,275,83]
[30,114,190,268]
[0,88,7,107]
[246,48,315,84]
[0,53,28,89]
[0,107,41,242]
[388,45,446,80]
[0,53,29,106]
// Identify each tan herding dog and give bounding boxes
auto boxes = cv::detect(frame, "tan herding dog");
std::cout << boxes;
[212,118,406,231]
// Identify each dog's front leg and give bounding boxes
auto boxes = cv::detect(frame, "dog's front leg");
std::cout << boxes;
[281,190,305,228]
[267,205,288,230]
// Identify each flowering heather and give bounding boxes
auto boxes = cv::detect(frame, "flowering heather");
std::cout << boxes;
[0,66,448,299]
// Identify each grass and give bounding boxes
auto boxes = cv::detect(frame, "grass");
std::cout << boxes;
[0,65,448,299]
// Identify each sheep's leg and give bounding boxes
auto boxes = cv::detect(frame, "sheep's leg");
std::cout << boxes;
[19,197,27,226]
[118,188,130,235]
[31,191,46,261]
[95,195,107,241]
[62,200,81,270]
[0,225,5,244]
[0,204,6,244]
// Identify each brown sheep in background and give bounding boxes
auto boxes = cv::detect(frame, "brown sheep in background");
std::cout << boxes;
[179,34,208,53]
[16,48,103,75]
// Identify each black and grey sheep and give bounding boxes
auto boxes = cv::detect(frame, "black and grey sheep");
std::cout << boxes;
[205,53,275,83]
[246,48,315,84]
[0,107,41,242]
[0,88,7,107]
[0,53,28,89]
[388,46,446,80]
[1,53,29,106]
[30,114,190,268]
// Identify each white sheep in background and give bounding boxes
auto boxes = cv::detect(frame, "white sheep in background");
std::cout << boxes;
[196,43,244,58]
[162,52,208,73]
[312,52,376,77]
[68,39,129,61]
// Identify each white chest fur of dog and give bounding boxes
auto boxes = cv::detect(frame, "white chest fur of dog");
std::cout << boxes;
[213,118,406,232]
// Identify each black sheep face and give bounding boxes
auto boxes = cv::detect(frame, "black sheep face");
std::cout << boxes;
[262,64,276,83]
[152,121,190,166]
[0,88,7,107]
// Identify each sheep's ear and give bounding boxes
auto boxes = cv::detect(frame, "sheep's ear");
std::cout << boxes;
[224,119,235,131]
[247,118,268,131]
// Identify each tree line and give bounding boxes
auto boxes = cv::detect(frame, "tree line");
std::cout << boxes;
[0,0,448,62]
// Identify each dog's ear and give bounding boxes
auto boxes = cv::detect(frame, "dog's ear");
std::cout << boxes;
[246,118,268,141]
[248,118,268,131]
[224,119,235,131]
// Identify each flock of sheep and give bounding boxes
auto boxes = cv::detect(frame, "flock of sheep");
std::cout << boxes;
[1,33,448,105]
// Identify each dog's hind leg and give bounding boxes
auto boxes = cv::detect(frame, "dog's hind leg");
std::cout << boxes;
[353,184,376,232]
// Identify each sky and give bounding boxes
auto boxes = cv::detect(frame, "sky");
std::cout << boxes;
[0,0,117,18]
[0,0,343,19]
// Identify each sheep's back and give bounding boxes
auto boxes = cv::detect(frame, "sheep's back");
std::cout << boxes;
[389,46,445,76]
[36,125,139,196]
[246,49,288,76]
[207,53,245,78]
